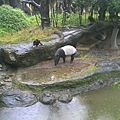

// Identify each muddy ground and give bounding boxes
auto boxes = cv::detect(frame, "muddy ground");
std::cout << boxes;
[17,44,120,84]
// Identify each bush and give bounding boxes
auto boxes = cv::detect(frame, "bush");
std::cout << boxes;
[0,5,31,31]
[112,80,120,89]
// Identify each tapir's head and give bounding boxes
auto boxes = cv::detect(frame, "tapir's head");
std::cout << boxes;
[54,51,60,66]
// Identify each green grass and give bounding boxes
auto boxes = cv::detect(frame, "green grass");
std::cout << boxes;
[0,22,58,43]
[80,65,98,76]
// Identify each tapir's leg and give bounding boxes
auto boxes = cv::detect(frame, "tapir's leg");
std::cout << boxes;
[70,54,75,63]
[62,56,66,63]
[58,49,65,63]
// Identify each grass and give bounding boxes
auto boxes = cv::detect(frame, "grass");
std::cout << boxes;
[0,24,58,44]
[80,65,98,76]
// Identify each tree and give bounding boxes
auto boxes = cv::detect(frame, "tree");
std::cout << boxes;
[21,0,50,29]
[108,0,120,21]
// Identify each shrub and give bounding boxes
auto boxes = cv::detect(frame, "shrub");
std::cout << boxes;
[0,5,31,31]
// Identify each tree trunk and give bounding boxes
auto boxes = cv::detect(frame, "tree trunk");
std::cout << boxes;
[21,0,50,29]
[40,0,50,29]
[98,0,107,21]
[98,8,106,21]
[9,0,21,8]
[110,28,119,49]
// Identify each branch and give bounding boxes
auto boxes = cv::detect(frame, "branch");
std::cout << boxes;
[21,0,41,8]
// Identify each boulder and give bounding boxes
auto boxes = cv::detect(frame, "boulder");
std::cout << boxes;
[0,90,37,107]
[0,29,80,68]
[39,91,56,105]
[58,93,73,103]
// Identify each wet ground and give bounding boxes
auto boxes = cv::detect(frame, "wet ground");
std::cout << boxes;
[18,58,93,83]
[16,44,120,84]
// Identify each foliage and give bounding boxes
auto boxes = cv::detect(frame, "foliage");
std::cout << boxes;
[73,0,120,21]
[0,11,56,43]
[73,0,97,8]
[62,13,80,26]
[108,0,120,12]
[0,5,31,32]
[0,0,120,43]
[14,79,43,92]
[55,12,90,27]
[112,80,120,89]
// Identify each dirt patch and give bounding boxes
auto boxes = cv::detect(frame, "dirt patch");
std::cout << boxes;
[17,58,99,84]
[17,44,120,84]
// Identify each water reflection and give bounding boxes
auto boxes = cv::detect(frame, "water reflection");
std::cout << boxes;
[48,97,88,120]
[0,87,120,120]
[0,97,88,120]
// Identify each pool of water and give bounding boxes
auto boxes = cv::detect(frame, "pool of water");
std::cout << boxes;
[0,87,120,120]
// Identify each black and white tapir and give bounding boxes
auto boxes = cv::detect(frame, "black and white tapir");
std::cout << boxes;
[54,45,77,66]
[33,39,44,47]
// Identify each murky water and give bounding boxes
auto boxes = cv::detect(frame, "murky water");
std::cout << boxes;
[0,87,120,120]
[79,87,120,120]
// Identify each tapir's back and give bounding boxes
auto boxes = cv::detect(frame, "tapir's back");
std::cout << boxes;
[61,45,77,56]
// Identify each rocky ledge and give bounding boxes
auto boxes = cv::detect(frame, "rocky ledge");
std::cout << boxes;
[0,58,120,107]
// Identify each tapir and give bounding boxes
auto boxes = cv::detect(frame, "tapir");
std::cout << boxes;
[54,45,77,66]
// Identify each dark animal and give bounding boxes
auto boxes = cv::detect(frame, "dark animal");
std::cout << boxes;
[33,39,43,47]
[54,45,77,66]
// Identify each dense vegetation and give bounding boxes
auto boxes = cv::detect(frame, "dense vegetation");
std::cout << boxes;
[0,5,54,43]
[0,0,120,43]
[0,5,82,43]
[0,5,31,33]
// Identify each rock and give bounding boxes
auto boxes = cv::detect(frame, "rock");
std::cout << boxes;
[58,93,73,103]
[0,29,81,68]
[1,43,54,67]
[39,91,56,105]
[2,74,13,82]
[0,90,37,107]
[94,60,120,74]
[0,82,5,88]
[112,58,120,66]
[95,60,119,68]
